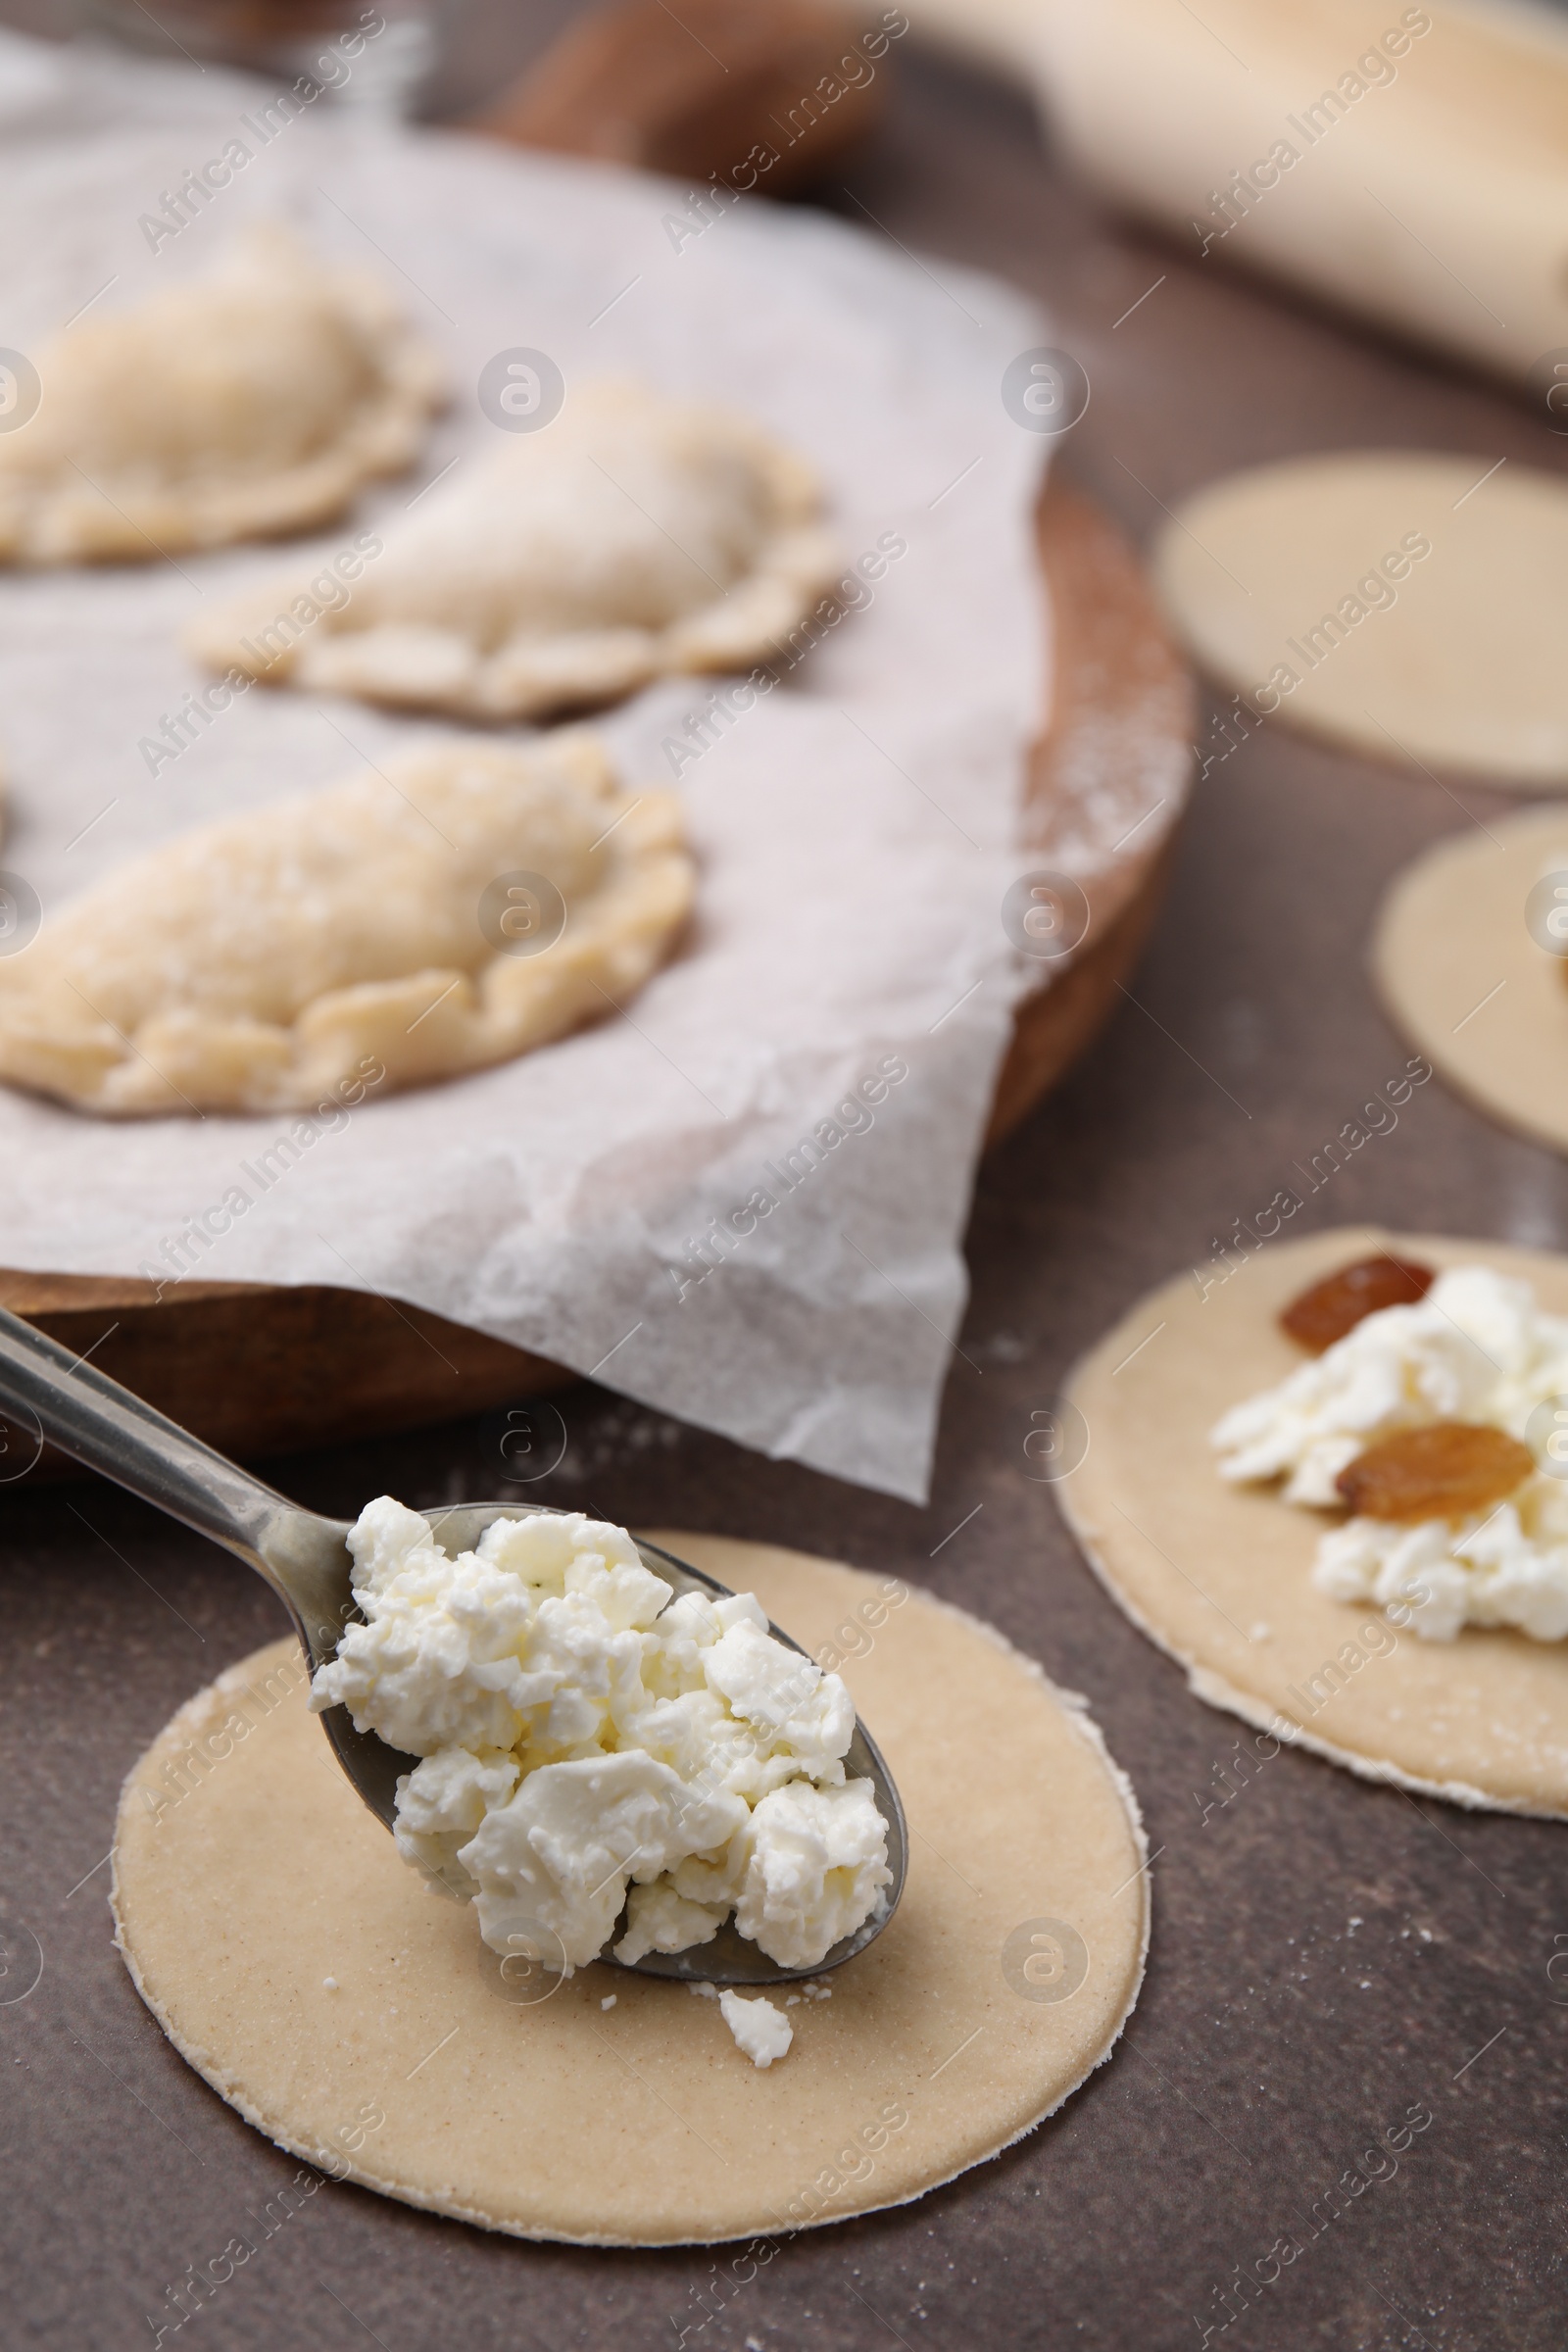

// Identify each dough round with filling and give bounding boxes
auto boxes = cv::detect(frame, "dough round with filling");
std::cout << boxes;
[1153,454,1568,785]
[0,733,691,1114]
[111,1537,1149,2246]
[186,380,841,721]
[1060,1227,1568,1816]
[1372,806,1568,1154]
[0,227,444,563]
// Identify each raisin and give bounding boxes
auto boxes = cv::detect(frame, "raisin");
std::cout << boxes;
[1280,1254,1435,1352]
[1336,1422,1534,1524]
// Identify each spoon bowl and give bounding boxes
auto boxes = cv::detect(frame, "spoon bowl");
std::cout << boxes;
[0,1306,906,1984]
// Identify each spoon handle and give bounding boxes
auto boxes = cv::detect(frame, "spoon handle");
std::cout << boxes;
[0,1302,295,1570]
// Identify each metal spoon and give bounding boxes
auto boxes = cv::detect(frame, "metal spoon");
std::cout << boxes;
[0,1302,906,1984]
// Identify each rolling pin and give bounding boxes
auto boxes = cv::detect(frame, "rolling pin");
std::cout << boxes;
[901,0,1568,400]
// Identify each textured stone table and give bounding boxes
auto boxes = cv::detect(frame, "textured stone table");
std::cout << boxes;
[2,12,1566,2350]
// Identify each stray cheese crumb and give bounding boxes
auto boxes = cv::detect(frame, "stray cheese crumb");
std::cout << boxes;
[718,1988,793,2068]
[600,1994,616,2011]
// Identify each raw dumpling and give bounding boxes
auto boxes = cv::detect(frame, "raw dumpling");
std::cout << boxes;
[0,736,692,1115]
[186,379,841,719]
[0,227,445,563]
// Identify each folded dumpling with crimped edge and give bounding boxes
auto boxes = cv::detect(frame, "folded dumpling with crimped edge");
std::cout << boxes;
[0,736,693,1115]
[0,226,445,564]
[186,379,841,720]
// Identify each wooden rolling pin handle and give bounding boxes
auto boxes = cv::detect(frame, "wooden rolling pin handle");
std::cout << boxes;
[473,0,894,197]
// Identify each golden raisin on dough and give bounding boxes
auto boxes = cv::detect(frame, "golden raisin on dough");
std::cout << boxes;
[1280,1254,1435,1352]
[1335,1422,1535,1524]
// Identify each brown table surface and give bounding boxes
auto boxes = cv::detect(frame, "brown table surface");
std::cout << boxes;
[5,12,1568,2351]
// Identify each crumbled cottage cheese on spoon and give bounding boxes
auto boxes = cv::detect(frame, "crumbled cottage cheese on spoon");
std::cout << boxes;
[1211,1266,1568,1641]
[310,1501,891,1975]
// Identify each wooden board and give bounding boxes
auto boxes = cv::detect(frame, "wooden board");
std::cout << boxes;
[987,477,1192,1145]
[0,475,1192,1463]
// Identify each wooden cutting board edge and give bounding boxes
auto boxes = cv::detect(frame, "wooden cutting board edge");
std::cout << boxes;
[0,473,1194,1467]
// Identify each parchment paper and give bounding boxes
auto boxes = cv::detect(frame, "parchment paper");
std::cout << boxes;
[0,30,1050,1501]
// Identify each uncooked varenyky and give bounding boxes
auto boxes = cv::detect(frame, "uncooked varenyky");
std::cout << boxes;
[0,734,692,1114]
[0,226,445,563]
[187,379,842,720]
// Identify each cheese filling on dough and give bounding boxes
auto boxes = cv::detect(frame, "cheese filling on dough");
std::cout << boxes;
[1211,1266,1568,1641]
[309,1500,892,1973]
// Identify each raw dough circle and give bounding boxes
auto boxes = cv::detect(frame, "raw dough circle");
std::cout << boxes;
[1372,805,1568,1154]
[111,1536,1148,2246]
[1060,1228,1568,1817]
[1153,453,1568,785]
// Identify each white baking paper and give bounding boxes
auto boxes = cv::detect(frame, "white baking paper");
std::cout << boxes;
[0,30,1050,1501]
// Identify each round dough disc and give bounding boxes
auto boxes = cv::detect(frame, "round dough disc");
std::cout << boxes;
[1153,453,1568,785]
[1060,1228,1568,1817]
[111,1535,1148,2246]
[1373,805,1568,1153]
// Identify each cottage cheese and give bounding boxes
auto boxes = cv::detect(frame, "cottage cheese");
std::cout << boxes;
[310,1499,891,1972]
[1211,1266,1568,1641]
